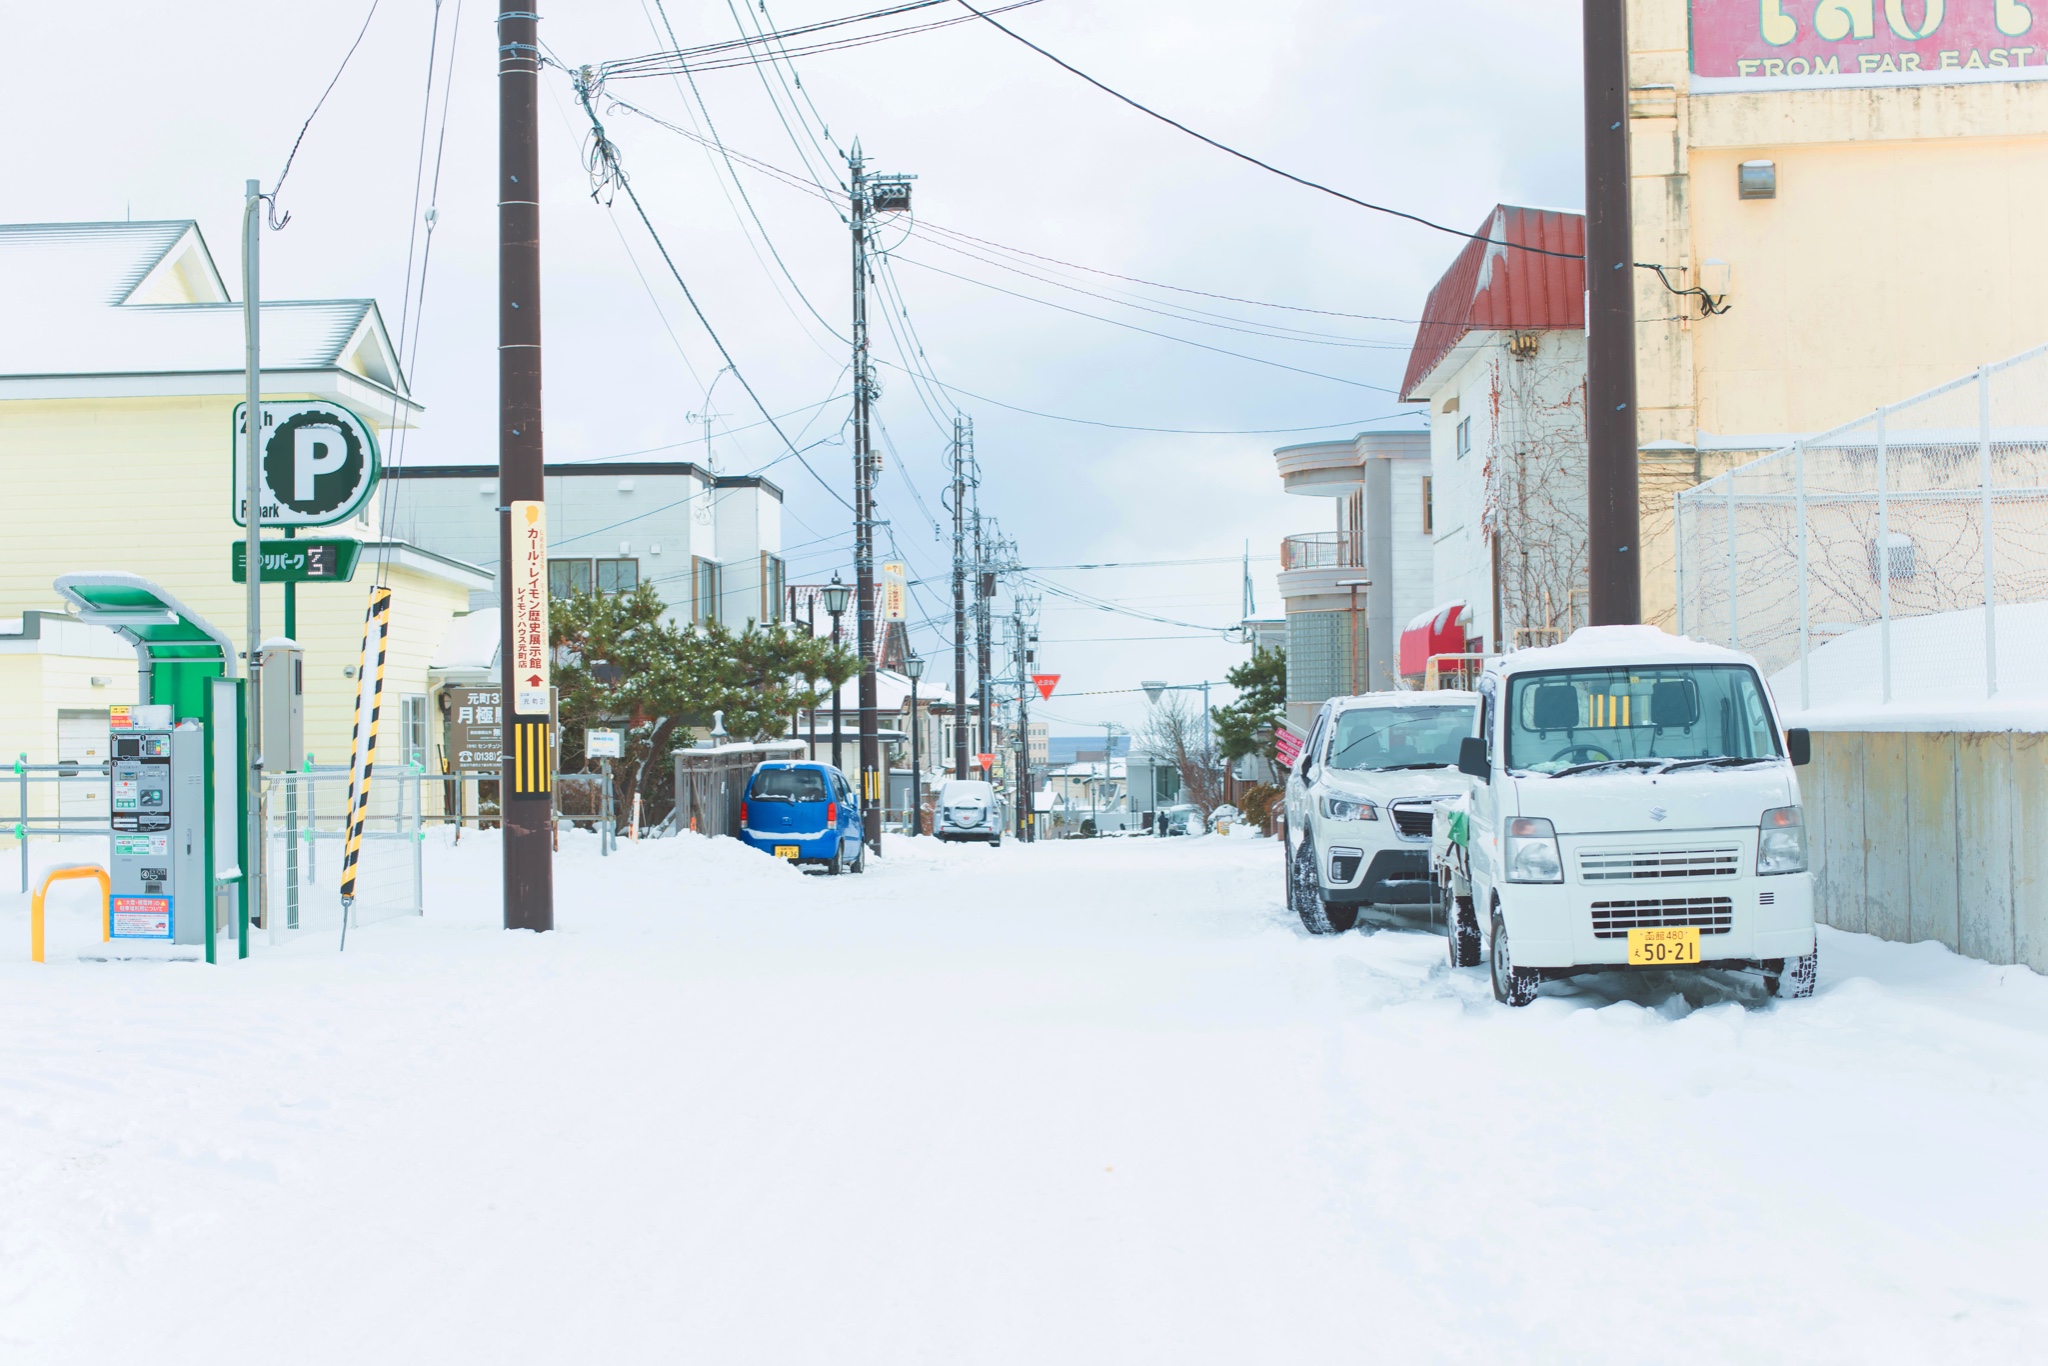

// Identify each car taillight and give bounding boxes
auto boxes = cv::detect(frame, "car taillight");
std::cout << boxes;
[828,801,837,824]
[740,800,748,825]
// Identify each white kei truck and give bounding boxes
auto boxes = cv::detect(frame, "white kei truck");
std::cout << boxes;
[1430,626,1818,1007]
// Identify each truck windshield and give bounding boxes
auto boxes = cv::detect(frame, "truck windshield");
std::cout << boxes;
[1326,705,1477,771]
[1505,665,1780,775]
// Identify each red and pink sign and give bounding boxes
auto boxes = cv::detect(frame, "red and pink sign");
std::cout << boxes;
[1691,0,2048,89]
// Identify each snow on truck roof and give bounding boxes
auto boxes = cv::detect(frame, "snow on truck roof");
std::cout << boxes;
[1490,625,1760,677]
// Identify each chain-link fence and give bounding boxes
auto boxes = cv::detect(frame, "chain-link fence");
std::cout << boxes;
[1676,343,2048,709]
[259,766,423,944]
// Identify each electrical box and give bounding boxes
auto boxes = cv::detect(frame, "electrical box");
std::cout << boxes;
[259,638,304,773]
[109,722,208,946]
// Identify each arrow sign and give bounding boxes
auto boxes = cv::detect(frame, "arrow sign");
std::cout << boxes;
[1031,673,1060,701]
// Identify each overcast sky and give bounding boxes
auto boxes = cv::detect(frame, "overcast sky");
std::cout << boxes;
[2,0,1584,735]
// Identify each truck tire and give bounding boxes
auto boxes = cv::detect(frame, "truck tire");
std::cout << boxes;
[1489,907,1540,1006]
[1448,899,1482,969]
[1291,835,1357,935]
[1765,945,1818,999]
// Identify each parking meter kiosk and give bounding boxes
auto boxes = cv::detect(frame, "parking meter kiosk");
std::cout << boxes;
[108,716,209,945]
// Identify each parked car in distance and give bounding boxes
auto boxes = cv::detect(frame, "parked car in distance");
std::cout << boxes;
[1153,804,1205,837]
[1431,625,1817,1006]
[738,760,866,874]
[935,778,1003,845]
[1283,690,1479,934]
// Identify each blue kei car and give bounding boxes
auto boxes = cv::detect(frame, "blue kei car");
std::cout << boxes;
[739,760,867,874]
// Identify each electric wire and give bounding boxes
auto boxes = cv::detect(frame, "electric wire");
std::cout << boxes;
[265,0,385,228]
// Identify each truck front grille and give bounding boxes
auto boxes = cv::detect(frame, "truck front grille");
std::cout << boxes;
[1579,847,1740,882]
[1590,896,1734,938]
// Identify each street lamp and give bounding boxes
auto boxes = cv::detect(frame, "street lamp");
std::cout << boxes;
[904,653,925,836]
[822,573,852,775]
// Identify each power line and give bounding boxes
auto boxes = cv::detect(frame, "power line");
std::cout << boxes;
[599,0,1044,80]
[265,0,385,229]
[948,0,1585,264]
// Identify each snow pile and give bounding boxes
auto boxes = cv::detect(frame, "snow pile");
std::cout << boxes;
[1,831,2045,1361]
[1772,600,2048,732]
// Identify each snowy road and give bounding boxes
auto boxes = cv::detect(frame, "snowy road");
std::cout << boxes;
[3,829,2046,1362]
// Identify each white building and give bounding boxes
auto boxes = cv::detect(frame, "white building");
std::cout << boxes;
[1272,430,1433,727]
[389,462,786,629]
[1399,205,1588,655]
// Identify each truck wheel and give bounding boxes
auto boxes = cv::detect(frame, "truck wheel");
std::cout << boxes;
[1765,945,1818,999]
[1448,897,1482,969]
[1489,908,1540,1006]
[1291,835,1357,935]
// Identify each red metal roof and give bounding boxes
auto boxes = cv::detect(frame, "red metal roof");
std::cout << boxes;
[1398,206,1585,401]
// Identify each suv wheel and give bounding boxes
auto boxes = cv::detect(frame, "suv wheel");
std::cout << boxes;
[1290,835,1357,935]
[1489,907,1540,1006]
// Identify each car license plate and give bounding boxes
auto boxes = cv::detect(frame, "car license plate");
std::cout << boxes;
[1628,925,1701,966]
[774,845,800,861]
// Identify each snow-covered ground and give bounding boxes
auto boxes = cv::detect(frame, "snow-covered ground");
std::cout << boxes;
[3,828,2046,1362]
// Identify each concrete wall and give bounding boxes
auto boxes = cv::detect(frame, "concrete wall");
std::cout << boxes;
[1806,729,2048,972]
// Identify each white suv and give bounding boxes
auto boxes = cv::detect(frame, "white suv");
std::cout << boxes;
[1282,691,1479,934]
[934,778,1003,845]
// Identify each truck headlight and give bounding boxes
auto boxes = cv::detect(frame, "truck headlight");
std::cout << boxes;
[1757,806,1807,876]
[1504,816,1563,883]
[1321,794,1378,822]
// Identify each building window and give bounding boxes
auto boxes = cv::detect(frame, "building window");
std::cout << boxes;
[595,558,639,595]
[400,694,429,770]
[549,558,592,598]
[1422,476,1434,535]
[1456,416,1472,459]
[692,556,721,625]
[761,552,787,621]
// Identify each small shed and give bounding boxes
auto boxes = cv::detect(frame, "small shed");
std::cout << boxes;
[671,740,807,839]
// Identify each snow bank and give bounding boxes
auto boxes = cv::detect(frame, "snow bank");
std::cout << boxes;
[1772,600,2048,732]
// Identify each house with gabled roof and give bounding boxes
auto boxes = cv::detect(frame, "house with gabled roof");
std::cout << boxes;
[1399,205,1588,657]
[0,220,490,821]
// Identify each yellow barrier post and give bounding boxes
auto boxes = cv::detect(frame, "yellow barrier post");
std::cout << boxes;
[31,864,111,963]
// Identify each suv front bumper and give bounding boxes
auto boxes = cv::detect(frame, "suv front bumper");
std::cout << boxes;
[1321,849,1435,907]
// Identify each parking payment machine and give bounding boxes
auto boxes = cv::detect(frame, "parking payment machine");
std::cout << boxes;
[109,721,209,945]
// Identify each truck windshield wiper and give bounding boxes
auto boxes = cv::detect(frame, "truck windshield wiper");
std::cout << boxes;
[1547,758,1667,778]
[1656,755,1778,773]
[1370,761,1455,772]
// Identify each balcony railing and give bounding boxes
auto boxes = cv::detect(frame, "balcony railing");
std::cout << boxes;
[1279,531,1365,571]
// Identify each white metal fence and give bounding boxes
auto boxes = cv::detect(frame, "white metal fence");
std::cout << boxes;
[1676,343,2048,708]
[259,766,423,944]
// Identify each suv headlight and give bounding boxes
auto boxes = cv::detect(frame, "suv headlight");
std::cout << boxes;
[1504,816,1563,883]
[1757,806,1808,876]
[1321,793,1378,822]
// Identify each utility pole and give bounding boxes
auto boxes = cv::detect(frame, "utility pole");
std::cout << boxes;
[499,4,553,930]
[973,506,992,764]
[1584,0,1641,624]
[241,178,266,941]
[950,414,970,780]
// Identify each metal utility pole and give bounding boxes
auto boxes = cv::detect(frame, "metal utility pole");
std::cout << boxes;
[499,4,553,931]
[241,179,266,938]
[1584,0,1641,625]
[950,415,970,780]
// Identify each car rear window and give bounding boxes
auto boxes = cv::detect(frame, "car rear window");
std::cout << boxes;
[751,767,830,801]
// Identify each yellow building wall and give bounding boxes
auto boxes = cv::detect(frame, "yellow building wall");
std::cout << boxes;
[1627,0,2048,626]
[0,651,140,837]
[0,394,472,781]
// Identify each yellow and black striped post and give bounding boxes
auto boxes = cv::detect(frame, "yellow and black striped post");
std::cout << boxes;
[339,586,393,926]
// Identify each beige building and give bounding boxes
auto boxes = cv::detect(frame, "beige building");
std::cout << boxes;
[0,221,488,835]
[1627,0,2048,624]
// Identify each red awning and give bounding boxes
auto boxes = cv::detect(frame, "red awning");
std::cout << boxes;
[1400,602,1472,678]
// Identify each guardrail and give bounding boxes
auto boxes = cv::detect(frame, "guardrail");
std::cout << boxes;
[6,755,113,892]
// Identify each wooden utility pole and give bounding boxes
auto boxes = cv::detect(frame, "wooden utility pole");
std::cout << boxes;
[1583,0,1641,624]
[951,415,970,780]
[499,5,553,930]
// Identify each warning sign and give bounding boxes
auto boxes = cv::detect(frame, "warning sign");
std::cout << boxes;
[111,895,173,940]
[510,500,550,715]
[1031,673,1060,700]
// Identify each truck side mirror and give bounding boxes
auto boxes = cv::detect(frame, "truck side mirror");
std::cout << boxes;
[1786,727,1812,767]
[1458,736,1490,782]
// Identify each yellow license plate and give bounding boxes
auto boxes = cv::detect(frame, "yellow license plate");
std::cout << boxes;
[774,845,800,860]
[1628,925,1701,966]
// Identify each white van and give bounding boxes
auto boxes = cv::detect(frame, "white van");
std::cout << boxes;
[934,778,1003,845]
[1432,626,1817,1006]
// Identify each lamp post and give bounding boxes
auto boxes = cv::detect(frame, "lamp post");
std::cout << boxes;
[904,653,925,836]
[822,574,852,776]
[1336,577,1371,695]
